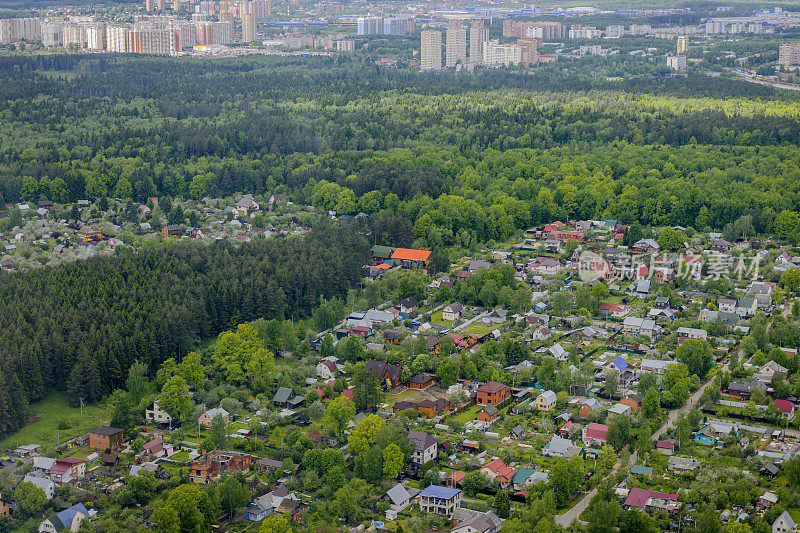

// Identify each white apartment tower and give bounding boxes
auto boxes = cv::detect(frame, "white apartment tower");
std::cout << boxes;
[445,20,467,68]
[420,30,442,71]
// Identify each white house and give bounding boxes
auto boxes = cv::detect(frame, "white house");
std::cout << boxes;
[38,503,89,533]
[23,473,55,499]
[549,343,568,361]
[145,399,173,425]
[408,431,438,466]
[773,510,798,533]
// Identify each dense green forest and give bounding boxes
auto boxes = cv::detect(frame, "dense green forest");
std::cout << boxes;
[0,54,799,239]
[0,223,368,437]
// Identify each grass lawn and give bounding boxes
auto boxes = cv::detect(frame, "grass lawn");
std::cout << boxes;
[0,393,108,452]
[451,404,481,424]
[461,324,496,336]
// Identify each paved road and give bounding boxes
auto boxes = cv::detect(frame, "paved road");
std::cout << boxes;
[555,362,728,527]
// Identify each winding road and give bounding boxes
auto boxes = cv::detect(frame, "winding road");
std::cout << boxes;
[555,361,729,527]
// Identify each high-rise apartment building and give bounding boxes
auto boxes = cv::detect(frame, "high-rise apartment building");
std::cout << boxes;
[0,17,41,43]
[677,35,688,54]
[780,42,800,66]
[241,12,256,41]
[86,24,105,49]
[469,19,488,65]
[106,25,129,52]
[420,29,442,71]
[357,16,413,36]
[504,20,564,40]
[605,25,624,38]
[445,20,467,68]
[483,39,523,66]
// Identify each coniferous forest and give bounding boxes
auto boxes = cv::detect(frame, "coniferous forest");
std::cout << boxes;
[0,224,369,436]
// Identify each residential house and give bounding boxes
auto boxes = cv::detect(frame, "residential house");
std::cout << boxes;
[273,387,304,408]
[760,491,779,509]
[468,260,491,272]
[630,465,653,478]
[549,343,569,361]
[677,327,707,343]
[608,403,632,416]
[620,395,641,412]
[531,325,552,341]
[442,303,464,321]
[622,317,659,341]
[476,381,510,405]
[719,298,737,313]
[391,248,432,269]
[598,302,630,318]
[22,474,54,499]
[88,426,124,451]
[161,224,183,237]
[477,404,500,423]
[656,440,675,455]
[244,485,297,522]
[235,195,259,216]
[198,407,230,429]
[772,510,797,533]
[535,390,557,411]
[315,359,341,380]
[774,399,795,420]
[190,450,254,483]
[528,257,562,276]
[49,458,86,483]
[511,470,548,491]
[757,361,789,384]
[418,485,462,517]
[640,358,677,374]
[668,456,700,473]
[38,503,89,533]
[481,459,516,489]
[384,484,418,512]
[542,436,579,458]
[761,463,780,478]
[582,423,609,446]
[408,431,438,466]
[652,267,675,283]
[399,296,420,315]
[0,494,16,519]
[145,399,174,426]
[624,488,679,513]
[711,239,733,253]
[736,297,757,318]
[579,398,598,418]
[633,239,660,254]
[451,512,503,533]
[482,309,507,324]
[407,373,436,390]
[365,360,403,389]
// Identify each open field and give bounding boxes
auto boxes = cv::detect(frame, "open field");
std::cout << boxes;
[0,393,108,452]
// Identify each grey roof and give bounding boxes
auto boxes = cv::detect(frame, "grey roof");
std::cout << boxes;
[203,407,229,419]
[408,430,437,452]
[385,483,413,506]
[774,511,797,530]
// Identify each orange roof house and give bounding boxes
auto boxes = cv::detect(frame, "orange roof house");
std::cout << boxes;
[391,248,432,268]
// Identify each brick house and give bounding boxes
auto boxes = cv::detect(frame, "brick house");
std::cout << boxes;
[476,381,510,405]
[89,426,124,451]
